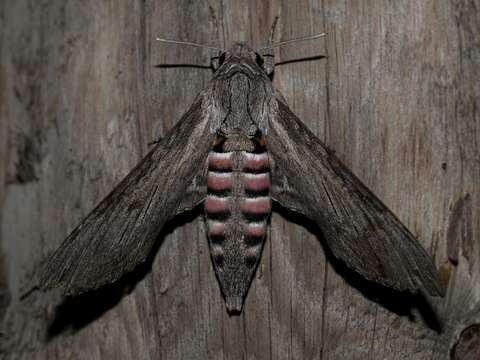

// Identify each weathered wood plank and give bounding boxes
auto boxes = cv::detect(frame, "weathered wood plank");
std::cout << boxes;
[0,0,479,359]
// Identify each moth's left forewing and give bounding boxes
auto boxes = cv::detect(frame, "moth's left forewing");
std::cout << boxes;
[267,99,444,297]
[40,94,215,295]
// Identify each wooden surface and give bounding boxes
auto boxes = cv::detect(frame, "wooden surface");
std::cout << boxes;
[1,0,479,359]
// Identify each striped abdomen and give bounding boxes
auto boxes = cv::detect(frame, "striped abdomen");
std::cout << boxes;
[204,135,271,312]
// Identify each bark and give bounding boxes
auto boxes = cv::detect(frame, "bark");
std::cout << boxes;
[1,0,479,359]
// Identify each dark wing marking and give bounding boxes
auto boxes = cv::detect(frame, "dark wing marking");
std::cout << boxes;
[174,165,208,214]
[268,101,444,296]
[41,97,213,295]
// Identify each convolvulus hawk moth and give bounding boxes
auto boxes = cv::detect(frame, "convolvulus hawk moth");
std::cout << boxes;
[41,23,444,314]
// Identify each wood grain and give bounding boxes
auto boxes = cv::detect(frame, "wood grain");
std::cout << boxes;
[1,0,479,359]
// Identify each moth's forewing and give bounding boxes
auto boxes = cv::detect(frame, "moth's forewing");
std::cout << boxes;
[268,101,444,297]
[40,97,214,295]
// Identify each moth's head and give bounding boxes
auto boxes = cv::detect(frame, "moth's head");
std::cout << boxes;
[155,17,325,78]
[211,42,274,77]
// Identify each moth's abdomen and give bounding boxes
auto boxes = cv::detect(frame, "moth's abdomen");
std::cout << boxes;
[204,135,271,312]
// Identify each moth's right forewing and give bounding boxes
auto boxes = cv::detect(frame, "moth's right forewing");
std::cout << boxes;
[40,95,215,295]
[268,100,444,297]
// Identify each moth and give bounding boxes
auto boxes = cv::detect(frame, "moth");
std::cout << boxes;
[41,24,444,314]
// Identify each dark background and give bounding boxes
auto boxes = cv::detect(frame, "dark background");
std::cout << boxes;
[1,1,479,359]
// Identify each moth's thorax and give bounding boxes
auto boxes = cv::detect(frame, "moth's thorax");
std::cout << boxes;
[212,74,273,137]
[207,42,276,137]
[204,134,271,312]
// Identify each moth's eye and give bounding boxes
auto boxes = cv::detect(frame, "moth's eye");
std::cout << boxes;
[255,53,264,67]
[217,52,226,67]
[212,52,227,72]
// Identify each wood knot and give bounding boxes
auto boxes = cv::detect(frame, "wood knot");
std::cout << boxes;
[451,324,480,360]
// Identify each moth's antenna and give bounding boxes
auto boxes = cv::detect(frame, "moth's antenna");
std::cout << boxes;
[208,6,224,50]
[269,17,280,46]
[208,7,224,71]
[261,17,280,75]
[156,38,224,52]
[257,33,326,52]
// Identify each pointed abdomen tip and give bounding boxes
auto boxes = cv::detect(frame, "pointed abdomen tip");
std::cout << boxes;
[225,296,243,314]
